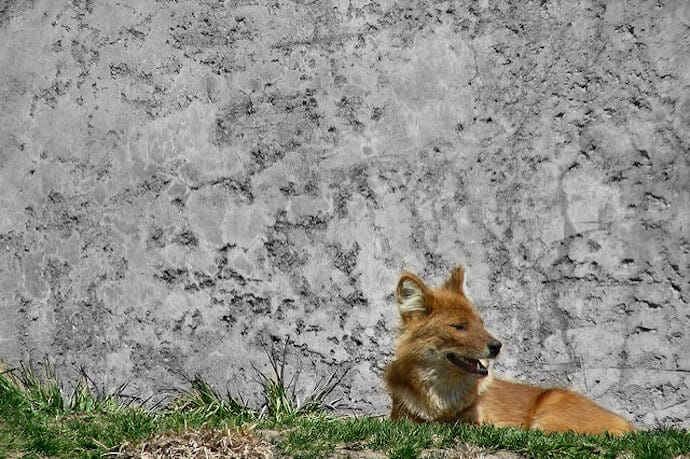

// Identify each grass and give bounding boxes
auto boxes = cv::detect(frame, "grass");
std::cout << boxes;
[277,417,690,459]
[1,358,688,459]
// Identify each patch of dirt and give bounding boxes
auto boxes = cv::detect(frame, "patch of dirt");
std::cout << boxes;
[419,443,524,459]
[113,427,274,459]
[257,429,524,458]
[327,443,523,459]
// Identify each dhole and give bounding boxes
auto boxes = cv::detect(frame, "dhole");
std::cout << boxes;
[384,266,634,435]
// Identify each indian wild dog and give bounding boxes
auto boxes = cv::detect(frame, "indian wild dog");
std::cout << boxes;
[383,266,634,435]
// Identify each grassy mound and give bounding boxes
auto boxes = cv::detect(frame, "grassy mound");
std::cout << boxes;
[1,360,687,459]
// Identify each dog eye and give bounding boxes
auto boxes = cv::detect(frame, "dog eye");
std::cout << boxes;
[450,324,466,331]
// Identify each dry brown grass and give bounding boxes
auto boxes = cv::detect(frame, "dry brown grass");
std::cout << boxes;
[418,443,523,458]
[110,427,274,458]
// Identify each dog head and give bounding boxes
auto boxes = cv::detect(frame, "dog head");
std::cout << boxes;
[394,266,501,378]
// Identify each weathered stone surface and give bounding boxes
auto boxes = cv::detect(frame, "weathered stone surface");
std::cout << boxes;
[0,0,688,428]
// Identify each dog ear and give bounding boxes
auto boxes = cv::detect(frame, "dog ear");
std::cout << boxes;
[396,272,430,319]
[443,266,466,295]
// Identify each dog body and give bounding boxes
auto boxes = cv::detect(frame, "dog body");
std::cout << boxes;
[384,267,634,435]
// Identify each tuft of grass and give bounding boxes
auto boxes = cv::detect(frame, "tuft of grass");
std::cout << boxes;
[165,374,255,428]
[253,338,350,423]
[3,360,65,415]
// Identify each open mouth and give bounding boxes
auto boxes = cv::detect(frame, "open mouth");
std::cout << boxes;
[446,353,488,377]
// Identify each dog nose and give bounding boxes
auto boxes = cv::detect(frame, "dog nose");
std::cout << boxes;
[488,340,502,357]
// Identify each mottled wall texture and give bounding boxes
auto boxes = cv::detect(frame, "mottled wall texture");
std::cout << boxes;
[1,0,688,428]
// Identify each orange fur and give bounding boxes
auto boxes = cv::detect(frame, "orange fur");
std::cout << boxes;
[384,267,634,435]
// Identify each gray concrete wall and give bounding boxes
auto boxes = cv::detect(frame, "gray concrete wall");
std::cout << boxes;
[1,0,688,428]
